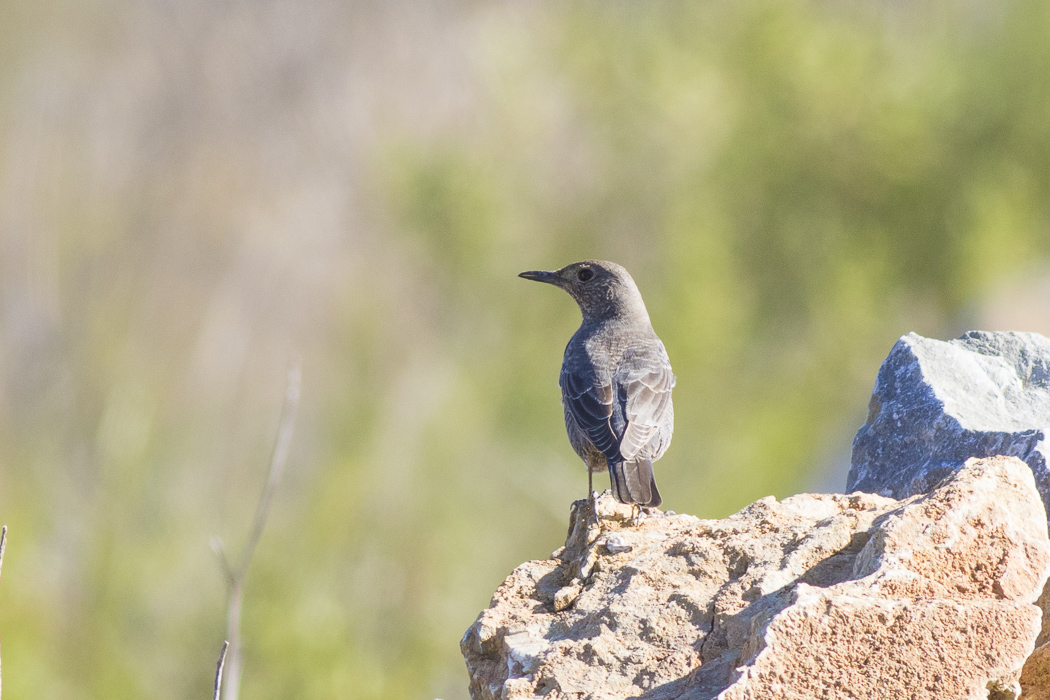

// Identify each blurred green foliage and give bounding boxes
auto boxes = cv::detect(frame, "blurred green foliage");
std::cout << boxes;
[0,0,1049,699]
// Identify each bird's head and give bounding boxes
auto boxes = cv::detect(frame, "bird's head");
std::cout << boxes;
[519,260,649,323]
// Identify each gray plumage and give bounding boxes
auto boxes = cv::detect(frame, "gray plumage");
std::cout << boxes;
[519,260,675,507]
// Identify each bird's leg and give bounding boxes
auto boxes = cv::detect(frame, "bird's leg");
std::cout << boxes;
[588,471,600,526]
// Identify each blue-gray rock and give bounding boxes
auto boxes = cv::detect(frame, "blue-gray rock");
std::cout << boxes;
[848,330,1050,514]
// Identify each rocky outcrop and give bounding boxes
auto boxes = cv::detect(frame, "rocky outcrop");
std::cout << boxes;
[844,330,1050,699]
[462,457,1050,700]
[848,331,1050,512]
[462,330,1050,698]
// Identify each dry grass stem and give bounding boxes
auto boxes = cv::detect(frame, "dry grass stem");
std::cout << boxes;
[0,525,8,700]
[216,360,301,700]
[213,640,229,700]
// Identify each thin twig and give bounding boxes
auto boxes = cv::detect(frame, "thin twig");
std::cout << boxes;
[0,525,6,700]
[210,536,235,588]
[0,526,7,584]
[223,585,244,700]
[216,359,301,700]
[236,359,302,577]
[213,640,229,700]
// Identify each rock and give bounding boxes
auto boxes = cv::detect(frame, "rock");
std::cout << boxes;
[848,331,1050,512]
[462,457,1049,700]
[603,534,633,554]
[846,330,1050,698]
[1022,643,1050,700]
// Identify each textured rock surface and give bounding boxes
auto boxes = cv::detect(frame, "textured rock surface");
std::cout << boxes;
[848,330,1050,511]
[1023,549,1050,696]
[1022,642,1050,700]
[463,457,1049,700]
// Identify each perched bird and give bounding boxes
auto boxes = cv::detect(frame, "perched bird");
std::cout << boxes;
[519,260,675,509]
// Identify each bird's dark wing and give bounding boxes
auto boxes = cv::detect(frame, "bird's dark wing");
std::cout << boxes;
[616,349,675,462]
[560,362,621,462]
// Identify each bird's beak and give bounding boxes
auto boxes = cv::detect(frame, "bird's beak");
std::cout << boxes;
[518,270,560,285]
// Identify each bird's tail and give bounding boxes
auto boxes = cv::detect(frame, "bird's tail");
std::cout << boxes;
[609,458,662,508]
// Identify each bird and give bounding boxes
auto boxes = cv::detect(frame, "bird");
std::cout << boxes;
[519,260,675,512]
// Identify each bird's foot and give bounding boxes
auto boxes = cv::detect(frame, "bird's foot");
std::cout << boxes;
[629,505,657,523]
[589,490,601,527]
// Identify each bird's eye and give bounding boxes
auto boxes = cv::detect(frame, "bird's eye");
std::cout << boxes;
[577,268,594,282]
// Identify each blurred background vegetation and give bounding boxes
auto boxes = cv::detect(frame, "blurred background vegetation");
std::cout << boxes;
[1,0,1049,697]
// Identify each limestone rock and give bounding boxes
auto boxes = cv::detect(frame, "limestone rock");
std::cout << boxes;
[848,330,1050,512]
[462,457,1049,700]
